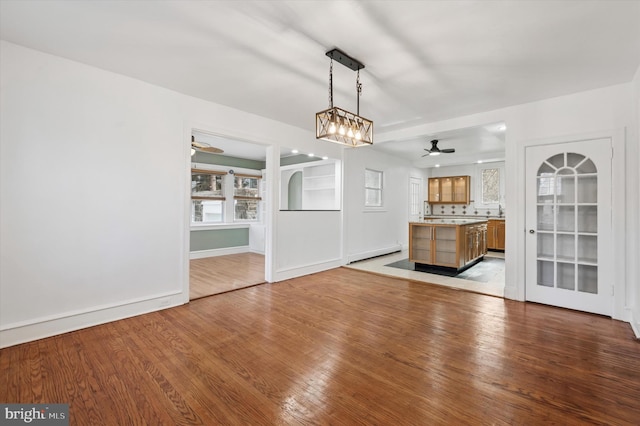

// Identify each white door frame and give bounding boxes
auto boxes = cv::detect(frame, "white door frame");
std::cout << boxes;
[409,176,423,223]
[182,122,276,302]
[518,128,627,320]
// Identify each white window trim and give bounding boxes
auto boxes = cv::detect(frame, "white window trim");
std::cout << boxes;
[190,223,250,231]
[364,168,384,208]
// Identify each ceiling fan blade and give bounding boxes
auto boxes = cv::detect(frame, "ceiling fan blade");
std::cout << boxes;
[421,138,455,157]
[198,146,224,154]
[192,137,224,154]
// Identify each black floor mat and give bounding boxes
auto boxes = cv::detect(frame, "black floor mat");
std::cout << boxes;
[385,257,504,282]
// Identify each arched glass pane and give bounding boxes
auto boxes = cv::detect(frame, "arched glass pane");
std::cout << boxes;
[538,163,555,175]
[557,167,574,175]
[576,158,597,174]
[547,153,565,169]
[566,152,586,168]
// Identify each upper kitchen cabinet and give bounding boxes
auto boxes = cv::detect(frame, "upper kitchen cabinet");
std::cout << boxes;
[428,176,470,204]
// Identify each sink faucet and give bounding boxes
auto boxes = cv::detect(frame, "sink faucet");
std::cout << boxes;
[498,204,503,217]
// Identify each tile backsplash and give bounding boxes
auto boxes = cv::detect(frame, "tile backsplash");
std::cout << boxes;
[424,203,504,218]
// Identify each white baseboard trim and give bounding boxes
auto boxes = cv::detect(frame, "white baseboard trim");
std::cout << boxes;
[347,244,403,264]
[190,246,250,259]
[631,308,640,339]
[274,258,344,282]
[503,285,520,300]
[0,292,184,349]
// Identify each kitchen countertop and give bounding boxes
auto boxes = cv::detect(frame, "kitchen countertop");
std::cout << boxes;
[424,215,505,220]
[412,218,488,225]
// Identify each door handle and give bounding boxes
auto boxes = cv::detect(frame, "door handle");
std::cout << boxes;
[529,229,535,234]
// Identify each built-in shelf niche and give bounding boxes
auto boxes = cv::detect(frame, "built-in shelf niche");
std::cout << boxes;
[280,159,341,210]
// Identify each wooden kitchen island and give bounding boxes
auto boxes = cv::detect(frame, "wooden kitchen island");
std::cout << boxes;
[409,219,488,272]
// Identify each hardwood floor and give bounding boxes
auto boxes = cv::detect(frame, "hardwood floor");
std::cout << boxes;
[189,253,265,299]
[2,267,639,425]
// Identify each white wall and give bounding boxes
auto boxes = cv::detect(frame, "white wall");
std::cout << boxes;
[343,147,428,262]
[631,63,640,337]
[375,82,637,325]
[274,211,343,280]
[0,41,344,347]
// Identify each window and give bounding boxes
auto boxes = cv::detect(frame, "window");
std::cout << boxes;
[191,169,226,223]
[192,199,224,223]
[233,174,262,221]
[476,163,504,207]
[481,168,500,204]
[365,169,383,207]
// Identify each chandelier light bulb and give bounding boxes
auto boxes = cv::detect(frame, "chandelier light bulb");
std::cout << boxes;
[329,122,337,134]
[347,127,354,138]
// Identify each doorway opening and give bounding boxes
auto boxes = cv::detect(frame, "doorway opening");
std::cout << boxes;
[188,129,268,299]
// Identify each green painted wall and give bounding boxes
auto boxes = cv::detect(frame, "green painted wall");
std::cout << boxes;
[190,228,249,251]
[193,152,265,169]
[280,154,321,166]
[194,151,322,168]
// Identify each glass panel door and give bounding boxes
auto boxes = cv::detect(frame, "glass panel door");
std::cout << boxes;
[428,179,440,203]
[525,139,612,316]
[535,153,597,293]
[440,178,453,202]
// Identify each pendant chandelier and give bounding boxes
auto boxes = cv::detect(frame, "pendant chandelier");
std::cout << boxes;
[315,49,373,147]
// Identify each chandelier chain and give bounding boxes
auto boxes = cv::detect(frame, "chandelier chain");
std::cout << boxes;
[328,59,333,108]
[356,69,362,115]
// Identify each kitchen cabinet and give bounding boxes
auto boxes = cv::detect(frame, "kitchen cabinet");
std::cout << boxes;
[465,223,488,263]
[428,176,470,204]
[409,224,459,268]
[409,219,487,271]
[487,219,506,251]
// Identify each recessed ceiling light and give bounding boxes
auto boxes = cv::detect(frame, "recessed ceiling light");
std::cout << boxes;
[478,160,483,164]
[308,153,315,157]
[435,164,440,168]
[322,156,328,160]
[292,149,299,154]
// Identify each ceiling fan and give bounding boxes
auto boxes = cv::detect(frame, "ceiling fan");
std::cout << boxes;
[191,135,224,154]
[422,139,455,156]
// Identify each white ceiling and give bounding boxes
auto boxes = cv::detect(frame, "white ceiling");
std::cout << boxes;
[2,0,639,166]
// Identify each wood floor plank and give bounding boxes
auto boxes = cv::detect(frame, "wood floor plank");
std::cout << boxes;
[1,267,639,425]
[189,253,265,300]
